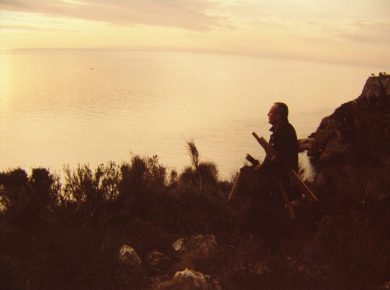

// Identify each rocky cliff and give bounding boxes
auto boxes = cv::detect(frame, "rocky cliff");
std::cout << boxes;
[304,73,390,206]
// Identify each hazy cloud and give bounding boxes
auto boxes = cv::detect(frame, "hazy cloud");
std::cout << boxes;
[1,0,389,66]
[0,0,227,31]
[317,20,390,48]
[339,21,390,45]
[0,24,78,32]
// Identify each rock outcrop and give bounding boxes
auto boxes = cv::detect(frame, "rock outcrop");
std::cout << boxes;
[303,74,390,206]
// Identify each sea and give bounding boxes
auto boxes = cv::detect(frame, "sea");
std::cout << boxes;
[0,49,383,180]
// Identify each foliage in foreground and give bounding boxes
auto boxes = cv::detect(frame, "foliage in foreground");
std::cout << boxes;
[0,149,389,290]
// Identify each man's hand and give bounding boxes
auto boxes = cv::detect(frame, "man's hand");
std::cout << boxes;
[254,164,262,170]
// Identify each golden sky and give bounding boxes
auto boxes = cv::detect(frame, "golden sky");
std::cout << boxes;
[1,0,389,66]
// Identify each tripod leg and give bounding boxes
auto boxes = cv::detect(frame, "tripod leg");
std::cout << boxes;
[276,177,295,220]
[289,170,319,203]
[228,172,242,201]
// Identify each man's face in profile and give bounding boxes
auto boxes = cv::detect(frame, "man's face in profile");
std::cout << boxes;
[267,104,281,125]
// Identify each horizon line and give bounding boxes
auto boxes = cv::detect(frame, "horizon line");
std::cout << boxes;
[0,47,386,68]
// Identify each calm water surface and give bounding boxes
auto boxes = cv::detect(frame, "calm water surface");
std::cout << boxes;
[0,49,382,179]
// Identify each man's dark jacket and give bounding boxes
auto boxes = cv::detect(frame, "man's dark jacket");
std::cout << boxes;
[263,121,298,172]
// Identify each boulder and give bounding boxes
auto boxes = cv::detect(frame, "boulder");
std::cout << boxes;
[172,234,218,261]
[116,245,146,289]
[118,244,142,267]
[172,238,185,253]
[158,268,209,290]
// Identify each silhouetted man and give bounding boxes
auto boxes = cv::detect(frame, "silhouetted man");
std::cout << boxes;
[231,102,299,239]
[253,102,298,237]
[255,102,299,242]
[262,102,298,179]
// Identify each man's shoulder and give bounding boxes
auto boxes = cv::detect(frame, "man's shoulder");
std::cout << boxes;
[274,122,297,143]
[279,122,296,134]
